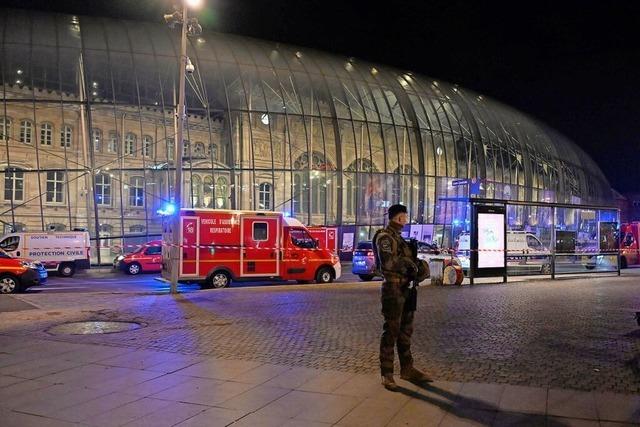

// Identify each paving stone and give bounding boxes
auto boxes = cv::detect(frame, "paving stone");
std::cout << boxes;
[497,384,547,414]
[547,388,598,419]
[217,384,291,411]
[438,407,497,427]
[121,401,208,427]
[173,406,250,426]
[492,411,546,427]
[546,417,600,426]
[594,392,640,423]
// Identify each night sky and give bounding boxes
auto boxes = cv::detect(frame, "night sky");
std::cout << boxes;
[2,0,639,193]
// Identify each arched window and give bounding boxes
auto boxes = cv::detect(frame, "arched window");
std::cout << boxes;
[194,142,205,158]
[203,176,214,208]
[142,135,152,157]
[0,117,11,142]
[95,173,111,205]
[20,120,33,144]
[92,128,102,152]
[129,176,144,207]
[3,167,25,202]
[190,175,202,208]
[60,125,72,148]
[107,131,119,153]
[259,182,272,210]
[215,177,228,209]
[208,143,218,161]
[40,122,53,146]
[3,222,26,234]
[124,133,136,156]
[47,223,66,232]
[46,171,65,203]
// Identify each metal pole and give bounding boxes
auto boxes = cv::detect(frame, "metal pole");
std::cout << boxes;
[170,1,188,294]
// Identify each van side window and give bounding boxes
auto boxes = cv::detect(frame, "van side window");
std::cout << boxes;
[526,235,542,250]
[291,229,315,248]
[253,222,268,241]
[0,236,19,251]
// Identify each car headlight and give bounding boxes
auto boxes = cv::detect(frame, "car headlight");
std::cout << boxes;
[20,261,38,269]
[116,255,125,261]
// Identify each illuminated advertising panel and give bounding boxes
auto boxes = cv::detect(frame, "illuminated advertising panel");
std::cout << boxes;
[477,212,505,268]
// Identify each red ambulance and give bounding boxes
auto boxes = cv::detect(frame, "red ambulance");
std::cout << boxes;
[162,209,342,288]
[620,222,640,268]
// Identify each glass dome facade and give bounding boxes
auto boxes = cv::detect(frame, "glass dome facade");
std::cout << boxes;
[0,9,612,261]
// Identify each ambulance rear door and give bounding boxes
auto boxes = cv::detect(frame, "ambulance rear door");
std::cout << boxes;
[179,215,200,277]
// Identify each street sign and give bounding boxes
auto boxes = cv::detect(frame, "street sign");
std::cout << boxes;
[452,179,468,187]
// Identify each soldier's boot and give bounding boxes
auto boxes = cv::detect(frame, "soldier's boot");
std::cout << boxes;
[381,373,398,391]
[400,366,433,383]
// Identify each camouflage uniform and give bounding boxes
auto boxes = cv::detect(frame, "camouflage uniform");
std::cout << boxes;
[374,223,419,376]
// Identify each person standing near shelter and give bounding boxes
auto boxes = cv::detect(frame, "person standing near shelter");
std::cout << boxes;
[373,204,431,390]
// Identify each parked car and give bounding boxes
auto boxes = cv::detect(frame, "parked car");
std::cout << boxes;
[114,240,163,275]
[352,241,378,281]
[352,239,459,281]
[0,248,47,294]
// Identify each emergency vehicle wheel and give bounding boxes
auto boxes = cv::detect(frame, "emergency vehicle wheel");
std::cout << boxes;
[358,274,375,281]
[540,263,551,275]
[208,271,231,289]
[127,262,141,275]
[315,267,333,284]
[59,263,75,277]
[0,275,20,294]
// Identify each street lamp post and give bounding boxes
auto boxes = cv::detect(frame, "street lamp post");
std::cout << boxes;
[165,0,201,294]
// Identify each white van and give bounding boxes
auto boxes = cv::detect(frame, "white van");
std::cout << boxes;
[0,232,91,277]
[456,231,551,274]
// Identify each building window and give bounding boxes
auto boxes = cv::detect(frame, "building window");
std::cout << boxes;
[167,138,175,160]
[293,175,302,214]
[95,173,111,206]
[190,175,202,208]
[142,135,152,157]
[92,128,102,152]
[19,120,33,144]
[40,122,53,146]
[60,125,72,148]
[259,182,272,210]
[194,142,205,158]
[3,168,24,202]
[346,177,354,216]
[107,131,118,153]
[203,175,214,208]
[124,133,136,156]
[46,171,65,203]
[0,117,11,142]
[98,224,112,249]
[183,140,191,157]
[208,143,218,161]
[129,224,145,234]
[215,177,228,208]
[129,176,144,207]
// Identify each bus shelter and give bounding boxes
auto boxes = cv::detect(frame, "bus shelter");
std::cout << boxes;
[438,197,620,283]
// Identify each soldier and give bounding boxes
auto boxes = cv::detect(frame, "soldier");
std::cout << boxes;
[373,204,431,390]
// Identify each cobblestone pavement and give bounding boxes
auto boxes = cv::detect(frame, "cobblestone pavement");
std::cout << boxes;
[2,273,640,394]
